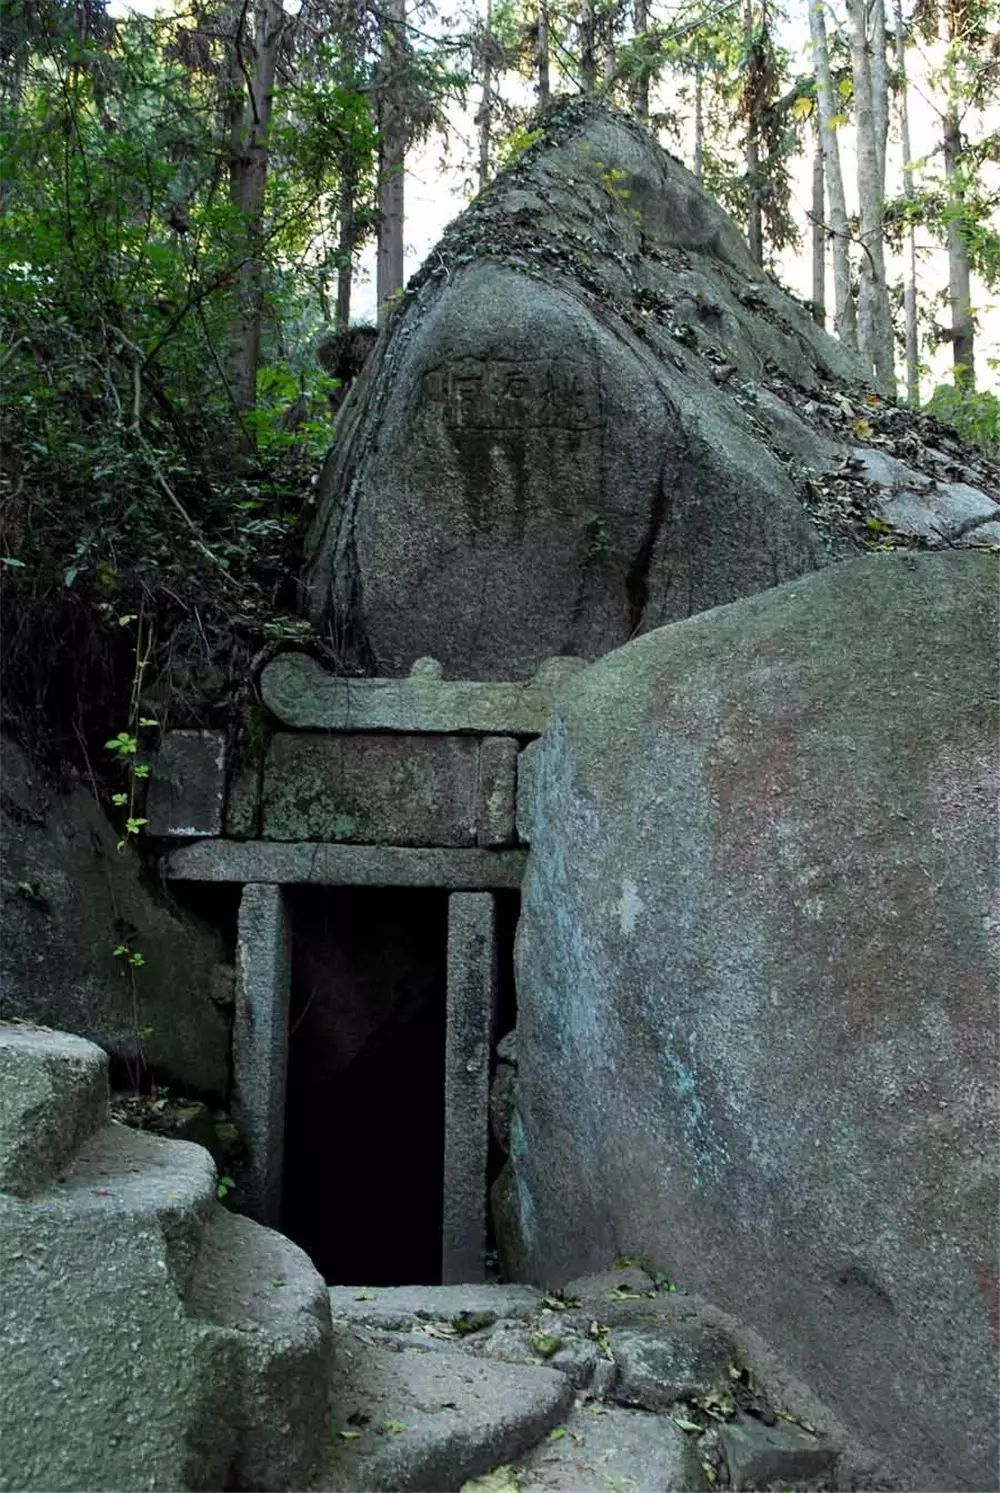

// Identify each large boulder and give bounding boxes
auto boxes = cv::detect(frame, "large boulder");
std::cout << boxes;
[506,551,999,1489]
[306,100,1000,680]
[0,738,230,1096]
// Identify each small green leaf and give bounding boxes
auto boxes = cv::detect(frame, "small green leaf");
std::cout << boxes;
[1,556,27,568]
[673,1417,703,1433]
[548,1426,568,1442]
[382,1420,406,1435]
[112,792,128,806]
[133,763,151,778]
[530,1332,561,1358]
[338,1429,362,1441]
[138,717,159,727]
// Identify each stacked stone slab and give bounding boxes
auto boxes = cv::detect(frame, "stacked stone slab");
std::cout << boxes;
[0,1022,332,1493]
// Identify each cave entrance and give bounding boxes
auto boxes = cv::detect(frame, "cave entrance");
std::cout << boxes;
[281,887,449,1286]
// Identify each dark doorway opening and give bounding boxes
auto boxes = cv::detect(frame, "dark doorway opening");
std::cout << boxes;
[282,887,448,1285]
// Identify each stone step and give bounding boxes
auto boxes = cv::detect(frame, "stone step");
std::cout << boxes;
[501,1403,704,1491]
[0,1023,108,1195]
[45,1119,218,1295]
[187,1207,333,1491]
[314,1324,574,1492]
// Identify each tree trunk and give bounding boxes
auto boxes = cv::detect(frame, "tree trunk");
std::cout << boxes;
[229,0,285,420]
[599,0,617,88]
[693,65,704,180]
[809,0,856,348]
[376,0,406,321]
[631,0,649,121]
[845,0,895,393]
[536,0,550,105]
[336,172,355,330]
[743,0,763,267]
[477,0,493,191]
[943,107,975,385]
[580,0,598,93]
[891,0,919,403]
[811,131,826,326]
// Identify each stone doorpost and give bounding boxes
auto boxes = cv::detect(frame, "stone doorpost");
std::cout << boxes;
[233,883,292,1226]
[442,892,499,1283]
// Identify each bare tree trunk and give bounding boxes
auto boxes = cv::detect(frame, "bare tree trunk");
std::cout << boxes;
[376,0,406,321]
[746,130,763,265]
[809,0,856,348]
[599,0,617,88]
[743,0,763,267]
[812,131,826,326]
[580,0,598,93]
[477,0,493,190]
[943,108,975,385]
[891,0,918,403]
[335,173,355,330]
[229,0,285,419]
[693,65,704,179]
[845,0,895,393]
[536,0,550,105]
[632,0,649,123]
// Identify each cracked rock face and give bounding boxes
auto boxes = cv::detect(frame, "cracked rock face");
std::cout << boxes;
[306,100,997,681]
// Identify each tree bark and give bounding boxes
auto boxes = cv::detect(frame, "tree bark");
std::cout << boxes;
[812,131,826,326]
[845,0,895,393]
[891,0,919,403]
[375,0,406,321]
[336,171,355,330]
[809,0,856,348]
[229,0,285,420]
[631,0,649,122]
[477,0,493,191]
[743,0,763,267]
[694,64,704,180]
[943,107,975,384]
[536,0,550,105]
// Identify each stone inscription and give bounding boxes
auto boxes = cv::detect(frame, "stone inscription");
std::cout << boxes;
[420,357,603,432]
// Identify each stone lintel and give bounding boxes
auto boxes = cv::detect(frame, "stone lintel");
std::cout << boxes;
[166,840,527,888]
[146,730,227,838]
[442,892,498,1284]
[260,653,587,735]
[233,883,291,1226]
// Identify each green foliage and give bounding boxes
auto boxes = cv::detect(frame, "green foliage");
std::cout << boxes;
[925,382,1000,458]
[0,0,378,759]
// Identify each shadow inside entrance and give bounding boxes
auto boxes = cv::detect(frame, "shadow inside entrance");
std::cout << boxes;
[282,887,447,1285]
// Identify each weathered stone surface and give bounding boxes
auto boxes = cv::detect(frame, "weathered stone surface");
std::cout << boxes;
[508,552,1000,1490]
[476,738,518,848]
[719,1418,838,1491]
[508,1404,704,1492]
[263,732,479,845]
[316,1325,573,1491]
[609,1323,734,1410]
[0,1024,108,1195]
[1,740,230,1095]
[146,730,226,837]
[327,1284,546,1332]
[261,653,587,733]
[515,741,540,844]
[188,1207,333,1492]
[307,102,996,682]
[1,1027,334,1492]
[167,839,527,887]
[233,883,291,1225]
[443,894,499,1283]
